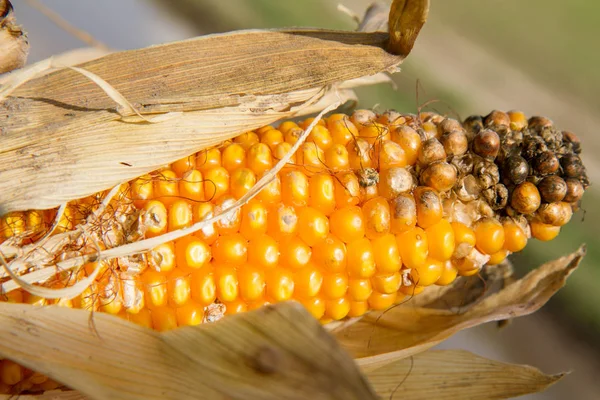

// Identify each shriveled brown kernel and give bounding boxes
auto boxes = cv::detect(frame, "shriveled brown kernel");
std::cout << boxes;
[561,154,585,178]
[455,175,481,202]
[389,193,417,233]
[420,162,457,193]
[533,151,559,175]
[503,155,529,185]
[440,130,468,156]
[418,138,446,165]
[474,160,500,189]
[528,116,553,132]
[537,202,573,226]
[378,167,413,199]
[473,129,500,159]
[562,131,582,154]
[482,184,509,210]
[564,178,585,203]
[463,115,483,137]
[537,176,567,203]
[484,110,510,131]
[511,182,541,214]
[451,154,474,176]
[507,110,528,131]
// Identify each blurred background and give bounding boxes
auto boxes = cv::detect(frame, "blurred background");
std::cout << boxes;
[10,0,600,398]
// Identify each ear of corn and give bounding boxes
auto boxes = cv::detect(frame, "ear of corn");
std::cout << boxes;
[0,109,588,394]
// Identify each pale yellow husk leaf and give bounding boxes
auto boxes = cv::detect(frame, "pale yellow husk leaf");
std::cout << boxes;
[0,302,376,400]
[366,349,564,399]
[335,246,585,371]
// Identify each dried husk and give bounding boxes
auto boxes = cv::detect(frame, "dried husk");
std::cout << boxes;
[366,349,564,399]
[0,302,377,400]
[0,0,430,215]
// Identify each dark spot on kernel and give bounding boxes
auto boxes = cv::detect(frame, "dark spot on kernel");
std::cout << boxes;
[357,168,379,188]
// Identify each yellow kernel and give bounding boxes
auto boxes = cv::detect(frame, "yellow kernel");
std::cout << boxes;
[167,269,191,307]
[346,238,376,279]
[530,221,560,241]
[425,219,455,261]
[175,236,211,271]
[371,272,401,294]
[474,217,505,255]
[436,261,458,286]
[168,200,193,232]
[215,265,239,303]
[503,221,528,252]
[190,267,217,306]
[176,301,204,326]
[372,233,402,274]
[266,268,294,302]
[397,227,428,269]
[411,258,443,286]
[151,307,178,331]
[348,279,373,302]
[325,296,351,320]
[222,143,246,171]
[368,291,397,311]
[281,170,309,207]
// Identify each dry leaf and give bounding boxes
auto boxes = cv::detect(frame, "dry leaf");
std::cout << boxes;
[387,0,429,56]
[366,349,564,399]
[0,302,377,400]
[335,246,585,371]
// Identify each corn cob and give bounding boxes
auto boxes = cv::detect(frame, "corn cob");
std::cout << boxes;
[0,109,589,393]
